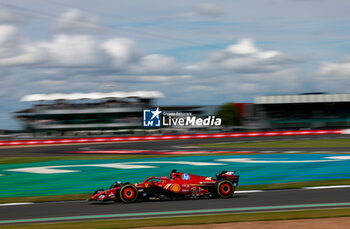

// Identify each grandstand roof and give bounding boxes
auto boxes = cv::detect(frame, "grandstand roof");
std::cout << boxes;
[20,91,164,102]
[255,93,350,104]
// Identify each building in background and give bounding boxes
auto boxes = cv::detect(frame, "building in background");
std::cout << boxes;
[14,91,163,136]
[255,93,350,130]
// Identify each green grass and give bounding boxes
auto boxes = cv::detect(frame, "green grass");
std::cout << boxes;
[1,179,349,204]
[2,208,350,228]
[197,138,350,148]
[0,193,91,204]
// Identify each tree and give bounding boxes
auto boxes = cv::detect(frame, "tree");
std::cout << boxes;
[216,103,241,126]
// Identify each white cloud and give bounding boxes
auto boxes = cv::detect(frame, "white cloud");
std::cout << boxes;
[0,47,42,66]
[225,39,281,60]
[196,3,225,17]
[0,34,112,67]
[0,25,43,66]
[188,38,297,74]
[54,9,105,34]
[179,39,306,105]
[36,35,105,67]
[315,57,350,93]
[101,74,192,82]
[226,38,259,55]
[318,58,350,78]
[0,25,21,58]
[0,30,182,73]
[102,38,139,69]
[128,54,179,74]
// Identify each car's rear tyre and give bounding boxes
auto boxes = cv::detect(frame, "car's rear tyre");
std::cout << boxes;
[216,180,234,198]
[119,184,138,203]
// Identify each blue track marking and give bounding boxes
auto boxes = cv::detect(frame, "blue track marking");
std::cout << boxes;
[0,153,350,197]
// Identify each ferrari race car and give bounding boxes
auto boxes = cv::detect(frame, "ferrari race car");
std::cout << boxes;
[89,170,239,203]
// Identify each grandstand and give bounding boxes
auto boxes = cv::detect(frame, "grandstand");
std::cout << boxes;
[255,93,350,130]
[15,91,163,136]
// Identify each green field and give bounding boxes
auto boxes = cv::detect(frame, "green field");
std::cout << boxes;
[196,138,350,148]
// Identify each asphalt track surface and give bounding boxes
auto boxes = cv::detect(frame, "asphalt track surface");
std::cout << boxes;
[1,134,350,224]
[1,187,350,224]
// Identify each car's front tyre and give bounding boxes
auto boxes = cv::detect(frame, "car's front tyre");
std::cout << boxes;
[119,184,138,203]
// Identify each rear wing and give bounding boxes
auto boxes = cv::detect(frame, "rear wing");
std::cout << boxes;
[216,171,239,184]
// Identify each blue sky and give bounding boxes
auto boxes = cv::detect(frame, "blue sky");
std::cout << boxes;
[1,0,350,129]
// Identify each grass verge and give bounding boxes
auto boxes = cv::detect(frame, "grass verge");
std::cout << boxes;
[1,179,350,204]
[0,193,91,204]
[2,208,350,228]
[196,138,350,148]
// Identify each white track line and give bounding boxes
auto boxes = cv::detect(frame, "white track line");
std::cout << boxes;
[284,151,303,154]
[0,202,33,207]
[302,185,350,190]
[235,190,263,193]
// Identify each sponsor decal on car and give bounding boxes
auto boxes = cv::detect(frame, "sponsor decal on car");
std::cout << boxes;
[182,173,190,180]
[164,184,171,190]
[171,184,180,192]
[200,181,216,184]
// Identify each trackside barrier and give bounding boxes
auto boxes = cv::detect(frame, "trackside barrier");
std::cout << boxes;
[0,129,345,147]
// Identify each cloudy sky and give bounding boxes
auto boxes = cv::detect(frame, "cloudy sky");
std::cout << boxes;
[1,0,350,129]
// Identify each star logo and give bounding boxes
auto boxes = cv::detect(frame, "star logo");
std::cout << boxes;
[151,107,162,120]
[143,107,162,127]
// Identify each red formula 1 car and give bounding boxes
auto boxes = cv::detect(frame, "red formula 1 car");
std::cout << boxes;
[89,170,239,203]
